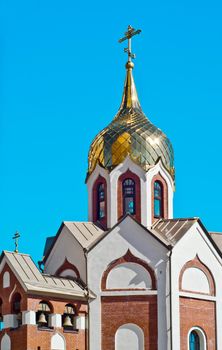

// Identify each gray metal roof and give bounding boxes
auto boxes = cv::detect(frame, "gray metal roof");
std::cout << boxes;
[151,218,198,246]
[2,251,89,299]
[64,221,105,249]
[209,232,222,252]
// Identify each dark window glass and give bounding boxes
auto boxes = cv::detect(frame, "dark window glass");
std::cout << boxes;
[12,293,22,327]
[97,183,105,219]
[189,331,200,350]
[154,181,163,218]
[123,178,136,215]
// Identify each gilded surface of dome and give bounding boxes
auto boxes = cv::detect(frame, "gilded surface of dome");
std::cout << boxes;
[88,61,174,179]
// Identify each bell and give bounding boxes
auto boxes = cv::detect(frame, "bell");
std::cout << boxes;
[37,312,47,324]
[63,315,73,327]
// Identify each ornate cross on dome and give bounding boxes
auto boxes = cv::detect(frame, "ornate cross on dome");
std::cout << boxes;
[13,231,20,253]
[118,25,141,62]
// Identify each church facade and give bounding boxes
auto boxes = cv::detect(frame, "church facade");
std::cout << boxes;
[0,27,222,350]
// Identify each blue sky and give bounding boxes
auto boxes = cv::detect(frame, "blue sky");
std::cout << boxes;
[0,0,222,262]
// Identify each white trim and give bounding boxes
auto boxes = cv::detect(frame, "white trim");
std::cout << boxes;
[101,290,158,296]
[187,326,207,350]
[179,291,216,301]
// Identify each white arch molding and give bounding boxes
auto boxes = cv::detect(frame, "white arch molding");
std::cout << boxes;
[107,262,152,289]
[51,333,66,350]
[182,268,210,294]
[59,269,77,279]
[115,323,144,350]
[187,327,207,350]
[1,334,11,350]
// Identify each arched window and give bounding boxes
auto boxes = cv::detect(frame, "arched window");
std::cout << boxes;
[11,293,22,327]
[97,183,105,220]
[0,299,3,330]
[62,304,76,330]
[36,301,52,328]
[154,181,163,218]
[189,330,200,350]
[122,179,135,215]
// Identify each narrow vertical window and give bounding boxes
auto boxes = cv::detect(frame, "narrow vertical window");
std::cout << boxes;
[122,178,136,215]
[189,330,200,350]
[154,181,163,218]
[97,183,105,220]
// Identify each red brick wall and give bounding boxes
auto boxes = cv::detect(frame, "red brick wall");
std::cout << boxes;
[0,326,86,350]
[0,264,28,314]
[180,297,216,350]
[0,263,88,350]
[101,295,157,350]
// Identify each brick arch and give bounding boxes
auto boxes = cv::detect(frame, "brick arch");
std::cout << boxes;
[118,169,141,223]
[92,175,107,229]
[152,172,168,223]
[101,249,156,291]
[37,300,54,313]
[55,258,80,279]
[179,255,216,296]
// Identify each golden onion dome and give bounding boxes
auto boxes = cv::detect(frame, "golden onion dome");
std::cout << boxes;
[87,61,174,179]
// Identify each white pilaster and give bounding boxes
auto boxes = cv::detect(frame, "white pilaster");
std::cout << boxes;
[49,314,62,328]
[3,314,18,328]
[75,315,85,330]
[22,311,36,325]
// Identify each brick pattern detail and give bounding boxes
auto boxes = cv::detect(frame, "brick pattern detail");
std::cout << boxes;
[180,297,216,350]
[0,263,88,350]
[118,170,141,223]
[0,326,87,350]
[179,255,216,296]
[101,295,157,350]
[0,264,28,315]
[151,173,168,223]
[92,175,107,229]
[55,258,80,279]
[101,249,156,291]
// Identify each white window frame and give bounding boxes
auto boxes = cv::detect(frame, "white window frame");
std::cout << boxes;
[187,326,207,350]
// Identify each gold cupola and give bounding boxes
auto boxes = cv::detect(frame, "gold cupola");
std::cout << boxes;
[87,26,174,179]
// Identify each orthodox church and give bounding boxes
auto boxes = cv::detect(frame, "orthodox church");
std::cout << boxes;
[0,26,222,350]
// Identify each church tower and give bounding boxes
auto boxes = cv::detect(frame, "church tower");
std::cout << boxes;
[86,26,175,229]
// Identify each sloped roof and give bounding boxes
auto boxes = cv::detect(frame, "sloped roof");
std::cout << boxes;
[209,232,222,251]
[1,251,90,299]
[64,221,105,249]
[151,218,199,246]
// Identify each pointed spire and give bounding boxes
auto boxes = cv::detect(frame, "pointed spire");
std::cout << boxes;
[119,61,142,111]
[116,25,143,116]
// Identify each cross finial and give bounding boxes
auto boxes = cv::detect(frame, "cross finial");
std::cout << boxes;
[118,25,141,62]
[13,231,20,253]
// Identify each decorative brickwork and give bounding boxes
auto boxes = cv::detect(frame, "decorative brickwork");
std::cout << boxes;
[55,258,80,279]
[179,255,216,296]
[0,263,88,350]
[118,170,141,223]
[101,295,158,350]
[180,297,216,350]
[151,173,168,223]
[101,249,156,291]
